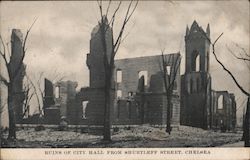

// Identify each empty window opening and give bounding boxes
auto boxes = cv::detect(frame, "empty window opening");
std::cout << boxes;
[82,101,89,119]
[195,54,200,71]
[55,86,60,98]
[117,90,122,99]
[166,66,171,75]
[218,95,223,109]
[128,92,133,97]
[138,71,148,86]
[116,70,122,83]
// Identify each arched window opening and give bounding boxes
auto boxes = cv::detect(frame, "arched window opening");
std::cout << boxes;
[138,71,148,86]
[82,101,89,119]
[116,70,122,83]
[218,95,223,109]
[166,66,171,75]
[117,90,122,99]
[195,54,200,71]
[55,86,60,98]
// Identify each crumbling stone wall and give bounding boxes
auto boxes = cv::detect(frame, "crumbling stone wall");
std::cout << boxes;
[211,90,236,131]
[76,87,114,125]
[181,72,212,129]
[43,79,77,125]
[54,81,77,123]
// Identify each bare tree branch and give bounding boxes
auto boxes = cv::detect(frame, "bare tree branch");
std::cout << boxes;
[0,35,6,57]
[105,0,112,17]
[227,45,250,70]
[227,45,250,61]
[97,0,103,20]
[22,79,35,118]
[109,1,122,29]
[235,43,250,58]
[0,74,9,86]
[25,74,43,115]
[197,27,250,97]
[6,42,11,60]
[12,18,37,80]
[120,21,135,44]
[113,0,138,52]
[0,36,10,74]
[211,34,250,97]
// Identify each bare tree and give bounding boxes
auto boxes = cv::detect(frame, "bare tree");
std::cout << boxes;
[0,20,36,140]
[159,50,181,134]
[96,0,138,141]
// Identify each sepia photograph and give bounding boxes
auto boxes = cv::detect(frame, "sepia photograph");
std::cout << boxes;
[0,0,249,159]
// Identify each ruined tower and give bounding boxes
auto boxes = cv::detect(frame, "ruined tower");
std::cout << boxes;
[10,29,25,123]
[180,21,212,129]
[79,16,115,125]
[87,16,113,88]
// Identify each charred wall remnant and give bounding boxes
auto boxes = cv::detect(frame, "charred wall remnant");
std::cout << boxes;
[211,90,236,131]
[44,79,78,125]
[11,29,25,124]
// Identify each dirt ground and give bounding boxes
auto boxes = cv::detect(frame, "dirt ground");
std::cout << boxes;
[1,125,243,148]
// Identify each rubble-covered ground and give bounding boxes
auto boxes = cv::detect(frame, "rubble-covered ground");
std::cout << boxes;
[1,125,243,148]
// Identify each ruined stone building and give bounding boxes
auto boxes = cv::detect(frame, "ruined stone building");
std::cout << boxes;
[17,20,237,131]
[180,21,236,130]
[73,18,181,126]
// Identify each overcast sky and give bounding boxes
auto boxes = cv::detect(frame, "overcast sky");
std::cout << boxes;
[0,1,249,126]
